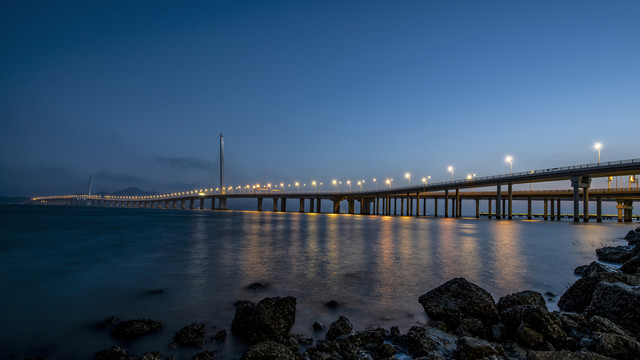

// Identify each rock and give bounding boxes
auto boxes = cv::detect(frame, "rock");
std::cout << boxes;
[95,346,129,360]
[325,300,339,308]
[500,305,566,348]
[558,273,640,313]
[418,277,498,331]
[586,282,640,334]
[325,316,352,340]
[575,262,614,278]
[134,352,161,360]
[390,326,400,338]
[96,316,120,330]
[593,332,640,360]
[497,291,547,312]
[517,324,544,348]
[455,317,491,339]
[624,230,640,245]
[526,350,615,359]
[455,336,499,360]
[192,351,215,360]
[596,246,635,263]
[174,322,206,347]
[405,326,457,359]
[620,255,640,274]
[231,296,297,343]
[211,329,226,342]
[312,322,325,331]
[111,319,162,341]
[240,341,295,360]
[589,316,633,337]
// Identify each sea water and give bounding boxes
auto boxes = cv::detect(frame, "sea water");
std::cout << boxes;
[0,205,632,359]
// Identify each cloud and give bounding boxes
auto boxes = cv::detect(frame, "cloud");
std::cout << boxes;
[156,157,213,170]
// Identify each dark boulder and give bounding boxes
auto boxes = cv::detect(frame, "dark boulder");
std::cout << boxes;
[418,277,498,331]
[405,326,457,359]
[455,336,499,360]
[134,352,161,360]
[500,305,566,348]
[111,319,162,341]
[312,322,325,331]
[325,316,352,341]
[497,290,547,313]
[574,262,614,278]
[620,255,640,274]
[231,296,297,343]
[593,332,640,360]
[586,282,640,334]
[95,346,129,360]
[589,316,633,337]
[596,246,635,263]
[624,229,640,246]
[192,350,215,360]
[240,341,295,360]
[527,351,615,359]
[558,273,640,313]
[211,329,226,342]
[174,322,207,347]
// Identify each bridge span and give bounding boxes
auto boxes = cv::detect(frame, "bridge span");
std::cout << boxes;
[32,158,640,223]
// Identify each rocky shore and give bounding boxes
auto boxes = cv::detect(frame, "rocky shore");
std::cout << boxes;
[23,227,640,360]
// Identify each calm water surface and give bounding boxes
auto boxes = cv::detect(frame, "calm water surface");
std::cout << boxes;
[0,205,632,359]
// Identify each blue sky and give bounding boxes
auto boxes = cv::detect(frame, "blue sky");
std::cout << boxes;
[1,0,639,196]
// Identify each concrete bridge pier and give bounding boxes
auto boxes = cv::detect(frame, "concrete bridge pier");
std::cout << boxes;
[272,198,278,212]
[199,198,205,210]
[218,198,227,210]
[508,183,513,220]
[596,197,602,222]
[416,193,421,217]
[180,200,185,209]
[281,198,287,212]
[543,198,548,220]
[310,198,315,213]
[348,198,355,214]
[550,199,555,220]
[617,201,634,222]
[571,176,591,222]
[527,198,532,219]
[316,199,321,213]
[172,201,177,209]
[444,190,449,218]
[400,197,404,216]
[475,198,480,218]
[299,199,304,213]
[496,185,501,219]
[333,199,340,214]
[423,197,427,216]
[557,199,561,220]
[189,199,194,209]
[487,198,492,218]
[257,198,263,211]
[455,189,460,218]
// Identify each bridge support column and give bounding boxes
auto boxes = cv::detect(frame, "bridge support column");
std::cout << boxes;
[488,198,492,218]
[444,190,449,218]
[181,200,185,209]
[550,199,555,220]
[596,197,602,222]
[393,198,397,216]
[218,197,227,210]
[571,176,591,222]
[299,199,304,213]
[508,183,513,220]
[496,185,501,220]
[374,197,379,215]
[316,198,321,213]
[502,198,506,218]
[475,198,480,218]
[583,187,590,222]
[257,198,263,211]
[434,197,438,217]
[455,189,460,218]
[423,197,427,216]
[410,197,413,216]
[406,194,410,216]
[210,198,216,210]
[416,193,420,217]
[385,196,390,215]
[348,198,355,214]
[189,199,194,209]
[625,201,633,222]
[273,198,278,212]
[451,198,456,218]
[333,199,340,214]
[400,197,404,216]
[527,198,532,220]
[199,198,205,210]
[557,199,561,220]
[172,201,177,209]
[310,198,315,213]
[281,198,287,212]
[543,198,548,220]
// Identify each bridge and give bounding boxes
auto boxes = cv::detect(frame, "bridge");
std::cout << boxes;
[31,135,640,223]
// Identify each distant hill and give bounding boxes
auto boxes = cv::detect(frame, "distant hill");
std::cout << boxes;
[109,187,160,196]
[0,196,28,204]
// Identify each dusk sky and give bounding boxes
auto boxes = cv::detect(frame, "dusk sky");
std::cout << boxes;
[1,0,639,196]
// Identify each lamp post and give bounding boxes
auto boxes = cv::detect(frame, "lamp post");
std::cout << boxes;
[357,181,362,191]
[386,179,391,189]
[448,166,454,181]
[295,182,299,192]
[312,181,317,192]
[347,180,351,192]
[422,176,431,187]
[505,156,513,175]
[333,179,337,191]
[280,183,284,192]
[405,172,411,186]
[594,143,602,165]
[373,178,377,190]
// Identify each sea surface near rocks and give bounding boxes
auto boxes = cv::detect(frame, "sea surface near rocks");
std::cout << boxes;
[0,205,632,359]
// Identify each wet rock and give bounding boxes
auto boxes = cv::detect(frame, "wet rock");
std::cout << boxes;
[455,336,499,360]
[312,322,325,331]
[455,317,491,340]
[526,350,614,359]
[191,350,215,360]
[111,319,162,341]
[325,300,339,308]
[325,316,352,341]
[95,346,129,360]
[586,282,640,334]
[405,325,457,359]
[418,277,498,331]
[390,326,400,338]
[240,341,295,360]
[517,324,544,348]
[500,305,566,348]
[593,332,640,360]
[497,290,547,312]
[348,327,385,347]
[174,322,206,347]
[589,316,633,337]
[211,329,226,342]
[134,352,161,360]
[96,316,120,330]
[558,273,640,313]
[596,246,635,263]
[231,296,296,343]
[575,262,614,278]
[624,229,640,246]
[620,255,640,274]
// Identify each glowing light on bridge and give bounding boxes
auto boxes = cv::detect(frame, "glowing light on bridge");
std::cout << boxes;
[448,166,454,180]
[405,172,411,186]
[505,156,513,174]
[594,142,603,165]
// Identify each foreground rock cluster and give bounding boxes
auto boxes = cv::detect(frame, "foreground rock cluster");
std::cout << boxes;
[90,227,640,360]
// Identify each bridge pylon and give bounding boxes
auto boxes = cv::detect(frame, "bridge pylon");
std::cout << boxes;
[217,133,228,209]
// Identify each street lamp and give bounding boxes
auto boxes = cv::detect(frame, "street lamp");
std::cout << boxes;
[385,179,391,189]
[312,181,317,192]
[280,183,284,192]
[333,179,337,191]
[295,182,299,191]
[347,180,351,192]
[373,178,377,190]
[422,176,431,187]
[357,181,362,191]
[268,183,272,193]
[594,143,602,165]
[405,172,411,186]
[505,156,513,175]
[448,166,454,181]
[467,174,472,180]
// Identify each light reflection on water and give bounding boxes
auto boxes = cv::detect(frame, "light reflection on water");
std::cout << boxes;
[0,205,631,359]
